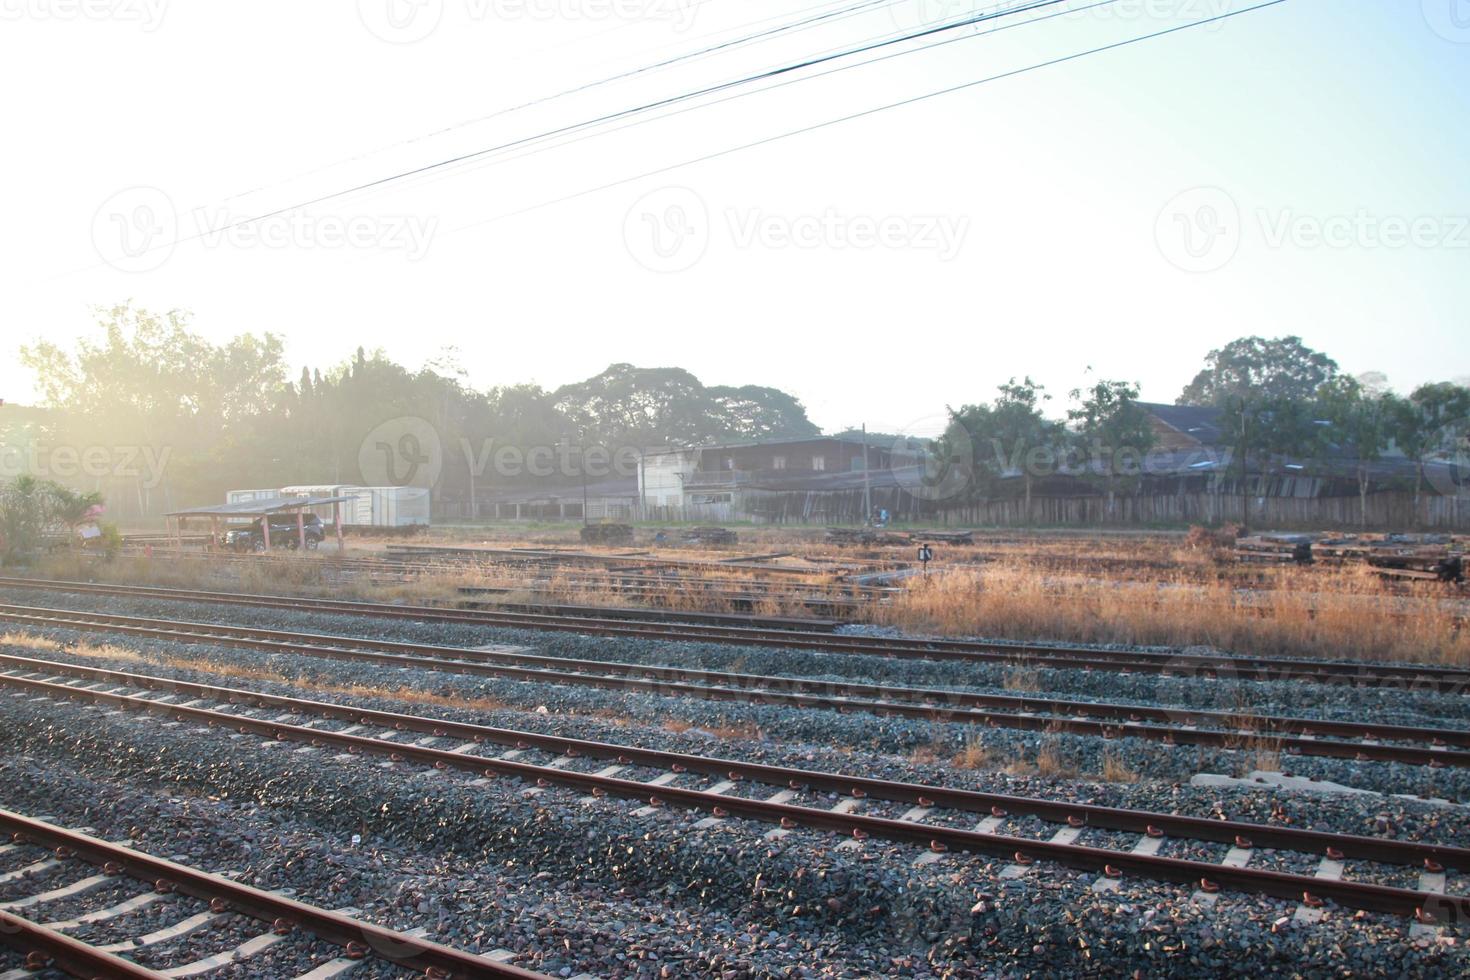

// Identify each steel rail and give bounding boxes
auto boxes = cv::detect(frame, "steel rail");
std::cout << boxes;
[3,674,1463,922]
[0,810,547,979]
[3,650,1465,870]
[5,602,1467,748]
[1,606,1466,768]
[3,577,1465,689]
[0,909,167,979]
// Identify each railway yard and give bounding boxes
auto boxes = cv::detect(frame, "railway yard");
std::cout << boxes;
[2,531,1469,977]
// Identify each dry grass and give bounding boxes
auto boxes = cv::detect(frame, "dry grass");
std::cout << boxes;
[38,523,1468,667]
[662,718,694,734]
[1099,749,1140,783]
[0,632,63,652]
[880,561,1469,665]
[950,734,992,770]
[1034,739,1076,778]
[1001,665,1042,693]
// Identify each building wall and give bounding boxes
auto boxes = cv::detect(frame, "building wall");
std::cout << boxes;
[640,450,697,507]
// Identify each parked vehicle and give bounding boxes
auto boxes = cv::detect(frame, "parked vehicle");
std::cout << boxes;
[221,514,325,552]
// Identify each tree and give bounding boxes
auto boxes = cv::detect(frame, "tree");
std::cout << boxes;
[1178,336,1338,406]
[1316,378,1393,526]
[1393,382,1470,522]
[0,475,102,562]
[1216,393,1319,531]
[1067,380,1154,513]
[552,364,819,447]
[951,378,1061,522]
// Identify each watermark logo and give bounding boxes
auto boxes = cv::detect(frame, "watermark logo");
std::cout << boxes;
[0,442,173,489]
[1069,0,1232,33]
[624,186,710,273]
[727,208,969,260]
[886,416,975,503]
[92,185,177,273]
[192,207,438,260]
[888,0,974,33]
[1423,418,1470,499]
[0,0,169,30]
[92,185,438,270]
[358,0,697,43]
[1258,210,1470,251]
[1423,0,1470,42]
[625,186,970,272]
[1158,186,1468,273]
[359,416,444,489]
[357,0,444,43]
[1156,186,1240,273]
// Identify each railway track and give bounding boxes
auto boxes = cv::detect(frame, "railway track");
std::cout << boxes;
[1,660,1464,924]
[1,605,1467,768]
[0,810,547,979]
[3,576,1466,691]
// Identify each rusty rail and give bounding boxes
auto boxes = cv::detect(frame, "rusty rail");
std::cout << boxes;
[2,671,1464,922]
[1,606,1466,768]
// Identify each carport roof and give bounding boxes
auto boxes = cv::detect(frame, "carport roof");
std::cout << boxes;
[166,496,354,518]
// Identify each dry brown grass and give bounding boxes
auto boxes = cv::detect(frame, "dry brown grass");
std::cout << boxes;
[950,734,992,771]
[0,632,64,652]
[1099,749,1140,783]
[662,718,694,734]
[879,561,1469,665]
[1035,739,1075,778]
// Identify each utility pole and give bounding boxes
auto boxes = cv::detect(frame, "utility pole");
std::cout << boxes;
[861,423,872,525]
[580,434,590,527]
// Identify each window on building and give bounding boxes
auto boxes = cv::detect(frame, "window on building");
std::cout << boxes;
[772,455,786,470]
[812,455,826,471]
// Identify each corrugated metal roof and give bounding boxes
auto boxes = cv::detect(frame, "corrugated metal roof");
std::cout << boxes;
[167,496,355,517]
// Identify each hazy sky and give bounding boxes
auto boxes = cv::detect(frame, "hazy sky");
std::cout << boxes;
[2,0,1466,436]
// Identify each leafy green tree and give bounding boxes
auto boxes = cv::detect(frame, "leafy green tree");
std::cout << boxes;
[1316,378,1394,526]
[0,475,103,562]
[951,378,1062,521]
[1067,380,1154,512]
[1392,382,1470,519]
[1178,336,1338,406]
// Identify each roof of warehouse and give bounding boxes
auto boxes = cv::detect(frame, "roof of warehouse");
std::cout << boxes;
[166,496,355,518]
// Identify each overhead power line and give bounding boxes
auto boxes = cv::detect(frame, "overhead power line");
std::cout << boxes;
[460,0,1290,232]
[172,0,1078,247]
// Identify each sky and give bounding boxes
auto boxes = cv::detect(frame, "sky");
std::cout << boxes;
[1,0,1467,437]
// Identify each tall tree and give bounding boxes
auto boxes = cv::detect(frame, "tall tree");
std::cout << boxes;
[1178,336,1338,406]
[1316,378,1393,526]
[1067,380,1154,514]
[951,378,1061,522]
[1393,382,1470,521]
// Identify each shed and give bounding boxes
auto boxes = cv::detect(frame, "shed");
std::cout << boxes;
[165,496,355,552]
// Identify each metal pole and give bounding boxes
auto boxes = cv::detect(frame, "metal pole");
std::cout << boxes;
[861,424,872,525]
[580,436,590,527]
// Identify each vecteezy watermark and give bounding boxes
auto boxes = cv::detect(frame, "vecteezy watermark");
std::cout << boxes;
[356,0,697,44]
[888,0,976,33]
[0,442,173,489]
[192,207,438,261]
[1423,0,1470,43]
[885,417,976,504]
[624,187,970,272]
[1066,0,1234,32]
[726,209,969,261]
[92,185,178,274]
[359,417,445,490]
[1258,210,1470,251]
[0,0,168,30]
[623,186,710,274]
[91,185,438,272]
[1155,186,1241,274]
[1157,187,1470,272]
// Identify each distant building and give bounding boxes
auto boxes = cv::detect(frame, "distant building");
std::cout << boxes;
[639,437,891,519]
